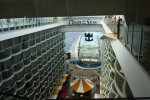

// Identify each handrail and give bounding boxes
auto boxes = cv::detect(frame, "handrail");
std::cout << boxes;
[111,39,150,97]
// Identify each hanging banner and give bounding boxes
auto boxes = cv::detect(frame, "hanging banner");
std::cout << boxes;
[69,19,97,26]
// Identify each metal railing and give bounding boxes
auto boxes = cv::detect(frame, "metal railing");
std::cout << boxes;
[123,24,150,74]
[113,17,150,75]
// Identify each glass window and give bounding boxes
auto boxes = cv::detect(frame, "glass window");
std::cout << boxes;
[21,35,29,49]
[30,33,35,40]
[14,61,23,72]
[23,50,30,58]
[2,66,14,80]
[0,40,11,50]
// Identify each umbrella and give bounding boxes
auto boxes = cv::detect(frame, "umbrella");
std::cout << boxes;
[70,77,94,93]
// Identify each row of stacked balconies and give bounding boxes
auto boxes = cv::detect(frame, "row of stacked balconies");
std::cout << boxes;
[100,39,133,98]
[0,27,66,99]
[0,17,55,32]
[0,28,65,59]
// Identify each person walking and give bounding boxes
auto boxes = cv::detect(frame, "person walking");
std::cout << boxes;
[117,17,122,39]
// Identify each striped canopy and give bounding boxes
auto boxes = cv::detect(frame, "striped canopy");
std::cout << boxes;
[70,77,94,93]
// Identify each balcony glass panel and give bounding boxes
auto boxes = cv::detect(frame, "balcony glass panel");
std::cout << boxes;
[0,48,11,60]
[37,44,41,49]
[34,81,39,89]
[31,53,36,61]
[23,57,31,65]
[0,59,11,71]
[22,41,29,49]
[16,78,25,88]
[24,81,33,90]
[42,42,46,48]
[23,50,30,58]
[39,71,43,77]
[25,73,32,81]
[42,48,46,53]
[11,44,21,54]
[41,35,45,41]
[26,87,34,96]
[15,70,24,81]
[36,37,41,43]
[30,33,35,40]
[16,87,25,95]
[3,75,15,90]
[36,31,41,38]
[46,33,49,39]
[38,64,43,70]
[47,45,51,51]
[24,65,31,74]
[30,46,36,53]
[14,61,23,72]
[2,66,14,80]
[12,54,22,64]
[31,61,37,70]
[32,68,38,75]
[5,83,17,94]
[0,39,12,49]
[37,50,42,57]
[46,40,49,46]
[35,93,40,100]
[29,39,35,46]
[49,32,52,37]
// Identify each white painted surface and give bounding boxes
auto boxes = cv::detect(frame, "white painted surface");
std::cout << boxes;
[111,39,150,97]
[101,21,113,33]
[94,94,100,98]
[85,79,94,88]
[70,35,82,59]
[61,79,66,82]
[76,79,84,93]
[101,20,117,39]
[50,95,57,99]
[100,90,103,93]
[56,86,62,90]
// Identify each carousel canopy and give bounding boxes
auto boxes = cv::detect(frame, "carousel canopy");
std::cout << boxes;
[70,77,94,93]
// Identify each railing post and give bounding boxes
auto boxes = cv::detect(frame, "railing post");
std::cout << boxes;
[0,20,3,32]
[138,25,144,61]
[126,25,130,48]
[130,24,134,54]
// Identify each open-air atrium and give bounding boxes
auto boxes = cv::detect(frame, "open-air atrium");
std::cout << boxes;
[0,15,150,99]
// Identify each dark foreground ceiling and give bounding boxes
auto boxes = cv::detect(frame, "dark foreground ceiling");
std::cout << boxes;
[0,0,149,24]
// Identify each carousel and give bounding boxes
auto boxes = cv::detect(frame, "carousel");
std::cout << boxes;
[70,77,94,98]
